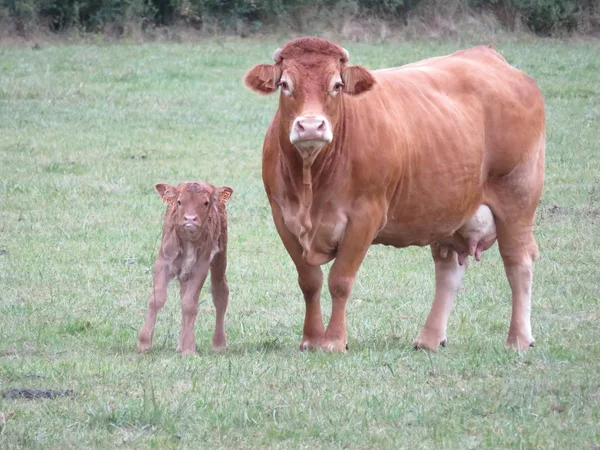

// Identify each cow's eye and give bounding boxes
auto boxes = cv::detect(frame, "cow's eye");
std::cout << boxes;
[331,81,344,97]
[177,199,182,205]
[278,80,292,96]
[204,201,209,206]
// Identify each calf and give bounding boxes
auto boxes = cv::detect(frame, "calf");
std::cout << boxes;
[136,181,233,354]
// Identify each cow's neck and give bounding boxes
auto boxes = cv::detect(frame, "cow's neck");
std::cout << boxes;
[278,122,344,259]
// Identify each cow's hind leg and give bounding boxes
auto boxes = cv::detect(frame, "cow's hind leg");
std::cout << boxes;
[414,244,466,351]
[488,153,543,350]
[495,219,538,350]
[210,251,229,349]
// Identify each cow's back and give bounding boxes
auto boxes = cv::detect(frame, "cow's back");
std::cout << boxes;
[342,46,545,246]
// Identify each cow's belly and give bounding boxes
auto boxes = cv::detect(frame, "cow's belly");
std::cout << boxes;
[374,202,481,248]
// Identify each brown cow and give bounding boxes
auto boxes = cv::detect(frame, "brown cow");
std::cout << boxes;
[244,37,545,352]
[136,181,233,354]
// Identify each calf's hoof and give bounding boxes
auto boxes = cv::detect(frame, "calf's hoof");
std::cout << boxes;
[506,333,535,351]
[211,333,227,350]
[176,343,197,355]
[413,331,447,352]
[136,337,152,353]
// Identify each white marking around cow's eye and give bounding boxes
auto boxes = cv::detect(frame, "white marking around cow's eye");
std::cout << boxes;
[278,73,293,96]
[329,76,344,97]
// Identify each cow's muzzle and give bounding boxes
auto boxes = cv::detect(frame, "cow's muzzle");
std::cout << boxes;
[290,115,333,148]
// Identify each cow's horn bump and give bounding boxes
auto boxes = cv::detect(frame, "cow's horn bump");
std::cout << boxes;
[273,48,283,63]
[341,48,349,63]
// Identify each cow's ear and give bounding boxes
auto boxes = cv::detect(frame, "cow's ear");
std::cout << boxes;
[216,186,233,205]
[244,64,282,95]
[341,65,375,95]
[155,183,177,205]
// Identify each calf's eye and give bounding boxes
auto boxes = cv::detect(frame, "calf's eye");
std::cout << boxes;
[177,200,181,205]
[204,201,209,206]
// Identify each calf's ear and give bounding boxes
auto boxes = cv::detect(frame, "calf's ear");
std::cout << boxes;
[155,183,177,204]
[341,65,375,95]
[216,186,233,205]
[244,64,282,95]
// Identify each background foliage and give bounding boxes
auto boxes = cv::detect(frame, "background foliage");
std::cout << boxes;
[1,0,599,36]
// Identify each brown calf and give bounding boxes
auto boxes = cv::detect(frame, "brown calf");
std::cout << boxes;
[136,181,233,354]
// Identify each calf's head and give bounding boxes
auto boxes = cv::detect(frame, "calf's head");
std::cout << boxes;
[244,37,375,158]
[155,182,233,235]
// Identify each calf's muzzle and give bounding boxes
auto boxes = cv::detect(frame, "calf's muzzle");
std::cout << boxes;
[183,215,199,228]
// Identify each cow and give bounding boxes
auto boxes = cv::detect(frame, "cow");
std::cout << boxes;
[243,37,545,352]
[136,181,233,354]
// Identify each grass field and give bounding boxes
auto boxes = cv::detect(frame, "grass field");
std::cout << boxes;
[0,36,599,449]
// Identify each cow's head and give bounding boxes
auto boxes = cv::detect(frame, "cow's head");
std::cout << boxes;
[244,37,375,158]
[156,182,233,234]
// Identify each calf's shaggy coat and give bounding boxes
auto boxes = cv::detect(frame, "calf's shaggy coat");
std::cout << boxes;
[136,181,233,354]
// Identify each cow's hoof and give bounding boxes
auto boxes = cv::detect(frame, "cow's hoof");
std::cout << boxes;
[506,334,535,351]
[299,336,323,351]
[319,339,347,352]
[413,333,446,351]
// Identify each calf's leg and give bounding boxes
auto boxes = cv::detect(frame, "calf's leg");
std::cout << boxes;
[137,260,173,353]
[177,263,209,354]
[414,245,466,351]
[209,251,229,349]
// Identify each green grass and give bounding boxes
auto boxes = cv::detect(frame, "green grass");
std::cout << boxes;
[0,36,599,449]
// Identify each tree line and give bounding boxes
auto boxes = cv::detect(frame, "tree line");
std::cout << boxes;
[2,0,599,37]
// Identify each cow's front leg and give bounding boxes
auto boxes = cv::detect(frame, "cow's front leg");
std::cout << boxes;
[177,263,209,355]
[414,244,466,351]
[298,264,325,350]
[321,215,379,352]
[270,205,325,350]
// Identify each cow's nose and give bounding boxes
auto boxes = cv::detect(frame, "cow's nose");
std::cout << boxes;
[184,215,198,224]
[290,115,333,144]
